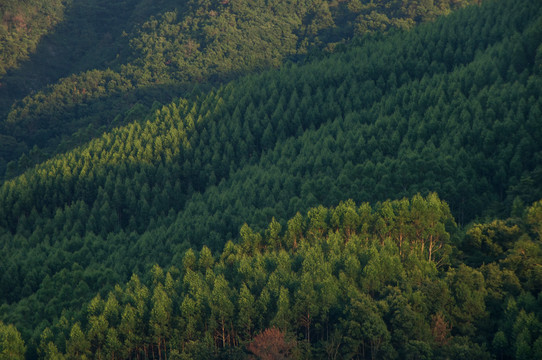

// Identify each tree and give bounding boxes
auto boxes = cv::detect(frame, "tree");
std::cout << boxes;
[307,205,329,237]
[425,193,454,263]
[362,311,391,360]
[393,198,413,257]
[294,272,319,344]
[286,212,304,250]
[240,223,262,255]
[515,334,531,360]
[199,246,214,270]
[272,287,292,334]
[492,330,507,360]
[238,283,256,340]
[431,313,451,346]
[266,217,282,249]
[247,327,296,360]
[104,328,122,360]
[150,283,172,360]
[345,280,400,358]
[86,294,108,358]
[103,292,121,327]
[182,249,197,272]
[39,328,64,360]
[532,336,542,360]
[65,323,90,359]
[527,200,542,240]
[0,322,25,360]
[331,199,360,241]
[210,274,234,348]
[119,304,138,359]
[446,265,487,337]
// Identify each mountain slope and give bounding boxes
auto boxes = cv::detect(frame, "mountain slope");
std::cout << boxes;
[0,0,67,79]
[0,0,541,356]
[7,196,542,359]
[0,0,478,179]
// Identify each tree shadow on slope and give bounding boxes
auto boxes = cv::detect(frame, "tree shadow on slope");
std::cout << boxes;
[1,80,200,180]
[0,0,182,120]
[0,0,189,177]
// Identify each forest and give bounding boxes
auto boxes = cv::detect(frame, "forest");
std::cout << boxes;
[0,0,541,358]
[0,0,479,179]
[4,196,542,359]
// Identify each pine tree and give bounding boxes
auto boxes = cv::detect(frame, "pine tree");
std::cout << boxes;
[210,275,234,348]
[237,283,256,340]
[65,323,90,359]
[0,322,26,360]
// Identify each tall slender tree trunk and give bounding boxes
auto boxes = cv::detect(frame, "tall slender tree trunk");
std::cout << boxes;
[399,232,403,257]
[305,311,311,343]
[429,234,433,262]
[157,338,162,360]
[420,235,425,258]
[222,319,226,348]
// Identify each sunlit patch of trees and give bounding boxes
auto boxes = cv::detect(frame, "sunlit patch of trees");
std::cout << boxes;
[18,197,542,359]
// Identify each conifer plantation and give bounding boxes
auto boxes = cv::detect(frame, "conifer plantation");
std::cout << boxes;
[1,0,541,359]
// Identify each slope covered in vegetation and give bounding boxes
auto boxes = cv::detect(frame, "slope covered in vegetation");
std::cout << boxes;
[0,0,185,174]
[0,0,478,179]
[6,196,542,359]
[0,0,541,357]
[0,0,67,78]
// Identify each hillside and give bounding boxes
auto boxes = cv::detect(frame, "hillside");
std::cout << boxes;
[0,0,541,358]
[4,196,542,359]
[34,198,542,359]
[0,0,67,79]
[0,0,478,179]
[0,0,188,174]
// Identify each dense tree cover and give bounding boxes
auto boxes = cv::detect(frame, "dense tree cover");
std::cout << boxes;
[10,196,542,359]
[0,321,26,359]
[0,0,67,78]
[0,0,477,179]
[0,0,187,177]
[0,0,541,357]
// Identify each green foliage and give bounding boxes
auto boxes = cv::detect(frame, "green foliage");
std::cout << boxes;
[0,0,542,358]
[0,0,478,178]
[10,195,539,359]
[0,0,67,78]
[0,321,26,360]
